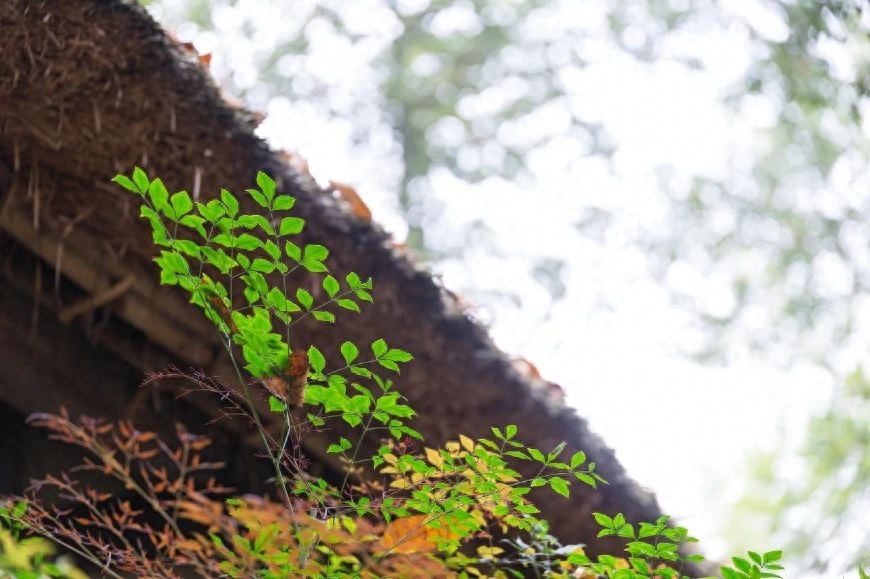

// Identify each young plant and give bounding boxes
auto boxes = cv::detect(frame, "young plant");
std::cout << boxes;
[112,168,607,574]
[1,168,790,578]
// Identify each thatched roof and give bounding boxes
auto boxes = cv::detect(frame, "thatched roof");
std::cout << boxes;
[0,0,691,566]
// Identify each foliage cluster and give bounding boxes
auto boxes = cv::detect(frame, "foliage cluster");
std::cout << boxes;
[0,170,788,578]
[145,2,870,570]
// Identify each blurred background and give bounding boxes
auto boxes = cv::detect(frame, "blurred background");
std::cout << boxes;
[143,1,869,576]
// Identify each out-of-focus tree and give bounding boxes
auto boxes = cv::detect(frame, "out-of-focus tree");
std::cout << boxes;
[145,0,870,575]
[674,3,870,575]
[724,369,869,574]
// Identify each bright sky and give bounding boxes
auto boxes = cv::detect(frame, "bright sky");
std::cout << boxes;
[149,0,845,571]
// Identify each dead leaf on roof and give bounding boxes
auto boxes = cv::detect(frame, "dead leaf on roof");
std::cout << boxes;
[279,150,313,179]
[330,180,372,222]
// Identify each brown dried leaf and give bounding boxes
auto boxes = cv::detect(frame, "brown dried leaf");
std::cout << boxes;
[330,180,372,222]
[379,515,458,555]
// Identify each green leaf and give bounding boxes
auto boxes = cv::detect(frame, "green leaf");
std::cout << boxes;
[548,441,566,461]
[171,239,201,258]
[733,557,751,574]
[342,412,362,428]
[308,346,325,373]
[372,338,388,358]
[306,413,325,427]
[322,275,340,298]
[156,250,189,275]
[197,200,225,224]
[592,512,613,529]
[312,310,336,323]
[340,341,359,364]
[250,258,275,273]
[528,448,545,463]
[575,472,597,488]
[272,194,295,211]
[327,437,352,454]
[504,450,529,460]
[170,191,193,217]
[303,244,329,262]
[328,374,348,391]
[284,241,301,261]
[159,268,178,285]
[301,259,329,273]
[236,214,274,235]
[378,358,399,373]
[375,394,415,418]
[350,366,372,379]
[234,233,261,251]
[243,271,268,296]
[264,287,292,313]
[148,177,169,212]
[616,523,634,539]
[296,288,313,310]
[384,348,413,362]
[132,166,150,193]
[613,513,626,527]
[221,188,239,218]
[179,214,207,239]
[400,425,423,440]
[631,558,651,574]
[269,396,288,413]
[279,216,304,236]
[570,450,586,469]
[514,503,539,514]
[12,501,26,519]
[113,174,140,194]
[212,233,233,247]
[505,424,517,439]
[336,298,360,312]
[263,240,281,260]
[246,188,268,208]
[256,171,276,202]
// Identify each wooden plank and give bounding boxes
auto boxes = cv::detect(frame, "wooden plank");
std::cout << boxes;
[0,206,218,367]
[0,230,347,477]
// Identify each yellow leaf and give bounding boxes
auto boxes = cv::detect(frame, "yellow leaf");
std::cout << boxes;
[476,545,504,558]
[425,447,444,468]
[459,434,475,452]
[342,516,358,534]
[614,558,630,569]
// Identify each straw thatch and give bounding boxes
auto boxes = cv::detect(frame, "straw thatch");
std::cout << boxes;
[0,0,691,565]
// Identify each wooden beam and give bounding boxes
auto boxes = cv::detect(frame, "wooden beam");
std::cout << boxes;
[0,205,218,367]
[58,274,135,323]
[0,225,347,477]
